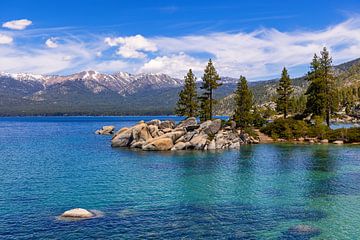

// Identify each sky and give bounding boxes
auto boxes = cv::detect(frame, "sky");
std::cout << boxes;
[1,0,360,81]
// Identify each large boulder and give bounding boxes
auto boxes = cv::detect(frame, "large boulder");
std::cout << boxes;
[171,142,187,151]
[60,208,94,219]
[333,140,344,144]
[177,117,197,128]
[202,119,222,135]
[207,139,216,150]
[143,138,174,151]
[159,120,175,130]
[146,119,161,127]
[148,125,161,138]
[130,140,145,149]
[111,128,133,147]
[190,133,208,150]
[132,123,152,142]
[95,126,115,135]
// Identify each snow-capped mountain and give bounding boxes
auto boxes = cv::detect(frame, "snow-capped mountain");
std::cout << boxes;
[0,70,183,96]
[0,70,237,115]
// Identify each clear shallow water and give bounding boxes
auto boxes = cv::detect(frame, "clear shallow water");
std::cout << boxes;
[1,117,360,239]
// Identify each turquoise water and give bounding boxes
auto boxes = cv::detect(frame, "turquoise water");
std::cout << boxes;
[1,117,360,239]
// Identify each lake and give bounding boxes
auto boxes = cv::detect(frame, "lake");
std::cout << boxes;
[0,116,360,239]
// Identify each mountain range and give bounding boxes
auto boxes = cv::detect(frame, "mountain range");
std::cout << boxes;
[0,58,359,116]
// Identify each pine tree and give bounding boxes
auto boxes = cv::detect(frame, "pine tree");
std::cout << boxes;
[175,69,198,117]
[233,76,254,129]
[319,47,336,126]
[199,59,222,121]
[305,47,336,126]
[276,67,293,118]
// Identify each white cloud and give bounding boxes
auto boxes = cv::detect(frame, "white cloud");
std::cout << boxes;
[2,19,32,30]
[0,34,13,44]
[105,34,157,59]
[0,40,96,74]
[3,17,360,80]
[62,55,72,61]
[45,37,58,48]
[140,53,204,77]
[148,17,360,79]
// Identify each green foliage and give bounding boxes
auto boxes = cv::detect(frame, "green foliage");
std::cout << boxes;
[233,76,254,128]
[327,128,360,143]
[305,47,336,126]
[290,94,307,115]
[175,69,198,117]
[260,118,309,140]
[276,67,293,118]
[252,107,267,128]
[199,59,222,121]
[307,116,330,139]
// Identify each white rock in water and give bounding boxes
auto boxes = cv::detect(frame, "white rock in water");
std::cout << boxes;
[60,208,94,219]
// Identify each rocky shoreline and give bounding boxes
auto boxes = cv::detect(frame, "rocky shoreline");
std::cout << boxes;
[107,118,259,151]
[95,118,360,150]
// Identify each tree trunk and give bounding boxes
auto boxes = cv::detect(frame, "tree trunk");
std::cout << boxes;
[209,88,213,120]
[326,109,330,127]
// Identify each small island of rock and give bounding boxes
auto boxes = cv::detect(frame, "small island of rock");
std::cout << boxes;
[111,117,259,151]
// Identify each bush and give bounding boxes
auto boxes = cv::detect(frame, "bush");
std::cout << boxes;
[260,118,309,140]
[307,116,330,139]
[327,127,360,143]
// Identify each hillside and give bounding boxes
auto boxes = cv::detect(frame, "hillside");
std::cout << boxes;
[0,58,359,116]
[215,58,360,115]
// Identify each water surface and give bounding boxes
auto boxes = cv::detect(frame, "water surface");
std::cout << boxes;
[0,116,360,239]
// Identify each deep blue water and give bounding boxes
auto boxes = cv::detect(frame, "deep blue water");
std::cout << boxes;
[1,116,360,239]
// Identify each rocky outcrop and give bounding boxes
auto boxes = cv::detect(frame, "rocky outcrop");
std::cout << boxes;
[95,126,115,135]
[110,118,259,151]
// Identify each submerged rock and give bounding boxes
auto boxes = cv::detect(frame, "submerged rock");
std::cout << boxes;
[59,208,94,219]
[286,224,320,237]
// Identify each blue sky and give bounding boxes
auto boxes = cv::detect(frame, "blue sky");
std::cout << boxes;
[0,0,360,80]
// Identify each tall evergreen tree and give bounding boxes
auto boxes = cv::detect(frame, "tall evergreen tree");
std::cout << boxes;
[175,69,198,117]
[199,59,222,121]
[305,47,335,126]
[233,76,254,129]
[276,67,293,118]
[319,47,336,126]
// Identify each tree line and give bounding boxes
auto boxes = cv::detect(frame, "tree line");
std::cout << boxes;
[176,47,356,128]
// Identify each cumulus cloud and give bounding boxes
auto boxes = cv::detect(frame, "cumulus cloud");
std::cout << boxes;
[104,34,157,59]
[0,34,13,44]
[140,53,204,77]
[148,17,360,79]
[45,37,59,48]
[2,19,32,30]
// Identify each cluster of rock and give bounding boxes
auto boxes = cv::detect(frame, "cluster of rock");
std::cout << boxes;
[110,117,259,151]
[331,114,360,124]
[292,137,344,144]
[95,125,115,135]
